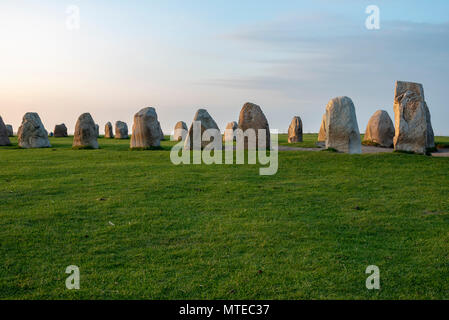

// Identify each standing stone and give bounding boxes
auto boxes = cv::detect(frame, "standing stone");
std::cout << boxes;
[238,102,270,149]
[158,121,165,140]
[288,116,303,143]
[72,113,99,149]
[105,122,114,138]
[184,109,220,150]
[173,121,188,141]
[364,110,394,148]
[6,125,14,137]
[18,112,51,149]
[130,107,162,149]
[224,121,238,143]
[0,116,11,146]
[393,81,435,154]
[318,114,326,142]
[95,124,100,137]
[325,96,361,154]
[115,121,128,139]
[54,124,68,137]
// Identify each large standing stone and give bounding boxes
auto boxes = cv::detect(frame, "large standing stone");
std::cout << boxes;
[130,107,162,149]
[54,124,68,137]
[325,96,361,154]
[393,81,435,154]
[224,121,238,143]
[288,116,303,143]
[318,114,326,142]
[364,110,394,148]
[238,102,270,149]
[158,121,165,140]
[173,121,188,141]
[72,113,99,149]
[18,112,51,149]
[115,121,129,139]
[105,122,114,138]
[184,109,220,150]
[0,116,11,146]
[6,125,13,137]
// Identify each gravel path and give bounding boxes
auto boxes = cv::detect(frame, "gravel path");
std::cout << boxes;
[432,149,449,157]
[279,145,449,157]
[278,145,394,154]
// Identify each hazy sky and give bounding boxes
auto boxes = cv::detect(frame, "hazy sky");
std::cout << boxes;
[1,0,448,135]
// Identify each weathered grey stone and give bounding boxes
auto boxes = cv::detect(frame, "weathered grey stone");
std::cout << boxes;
[325,96,361,154]
[54,124,68,137]
[364,110,394,148]
[288,116,303,143]
[224,121,238,143]
[18,112,51,148]
[184,109,220,150]
[174,121,188,141]
[0,116,11,146]
[95,124,100,137]
[72,113,99,149]
[130,107,162,149]
[115,121,128,139]
[6,125,13,137]
[105,122,114,138]
[393,81,435,154]
[238,102,270,149]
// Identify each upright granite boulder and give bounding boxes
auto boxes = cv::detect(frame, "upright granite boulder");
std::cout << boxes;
[238,102,270,149]
[54,124,68,137]
[318,114,326,141]
[184,109,220,150]
[393,81,435,154]
[18,112,51,149]
[317,113,326,146]
[288,116,303,143]
[72,113,99,149]
[130,107,162,149]
[173,121,188,141]
[0,116,11,146]
[325,96,361,154]
[364,110,394,148]
[104,122,114,138]
[115,121,128,139]
[158,121,165,140]
[6,125,13,137]
[224,121,238,143]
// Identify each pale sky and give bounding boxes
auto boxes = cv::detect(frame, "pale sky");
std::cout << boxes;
[1,0,448,135]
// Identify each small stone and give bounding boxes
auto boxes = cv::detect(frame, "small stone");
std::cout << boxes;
[54,124,68,137]
[115,121,129,139]
[288,116,303,143]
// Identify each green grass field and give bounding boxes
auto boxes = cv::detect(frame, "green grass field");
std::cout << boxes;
[1,134,449,299]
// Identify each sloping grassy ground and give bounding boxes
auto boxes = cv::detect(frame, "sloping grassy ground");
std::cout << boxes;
[278,133,320,148]
[1,134,449,300]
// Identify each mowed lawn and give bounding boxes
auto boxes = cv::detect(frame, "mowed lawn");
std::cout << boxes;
[1,134,449,300]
